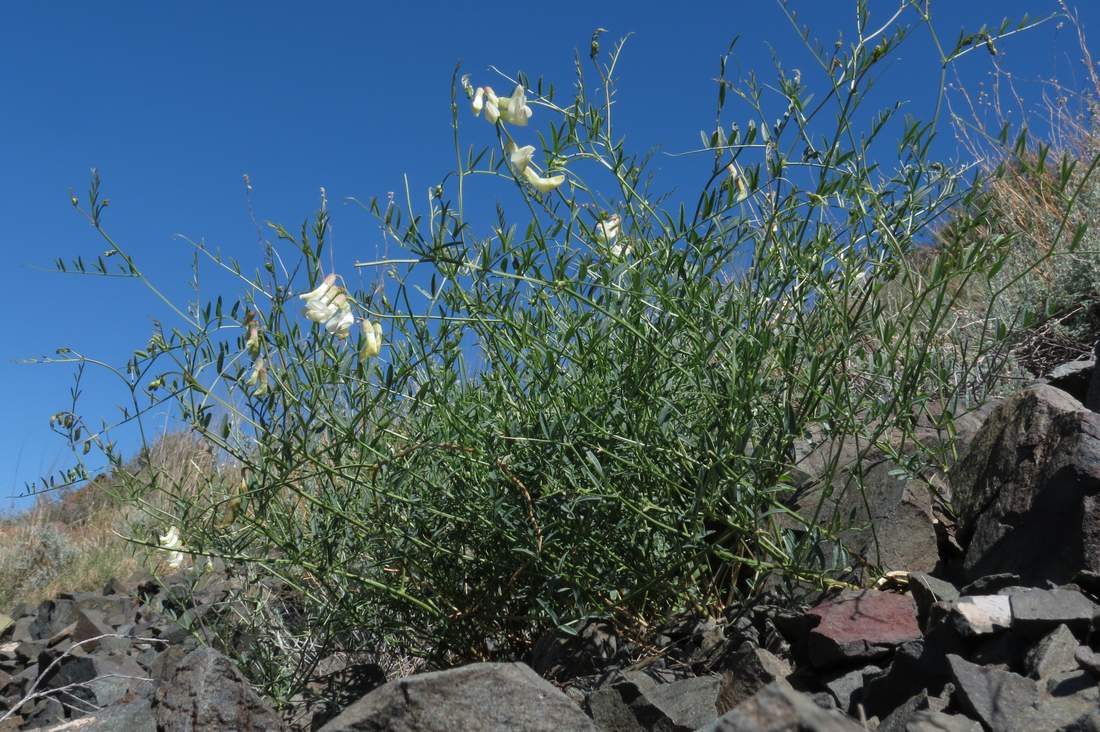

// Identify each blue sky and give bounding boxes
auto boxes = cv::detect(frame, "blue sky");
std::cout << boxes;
[1,0,1095,512]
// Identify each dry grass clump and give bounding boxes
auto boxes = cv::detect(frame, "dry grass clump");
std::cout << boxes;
[0,430,234,613]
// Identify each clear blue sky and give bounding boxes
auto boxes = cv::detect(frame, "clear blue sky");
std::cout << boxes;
[1,0,1093,512]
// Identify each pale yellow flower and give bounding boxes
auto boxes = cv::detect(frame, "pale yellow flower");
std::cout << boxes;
[727,163,750,202]
[523,167,565,193]
[360,320,383,359]
[246,357,270,396]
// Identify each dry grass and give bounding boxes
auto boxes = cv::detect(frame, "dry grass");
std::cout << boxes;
[0,430,238,613]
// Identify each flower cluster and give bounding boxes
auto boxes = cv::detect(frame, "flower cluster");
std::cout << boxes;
[471,84,532,126]
[464,75,565,194]
[300,273,355,338]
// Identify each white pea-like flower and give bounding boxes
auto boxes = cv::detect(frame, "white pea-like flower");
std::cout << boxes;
[469,84,531,126]
[506,141,537,174]
[158,526,185,569]
[483,87,501,123]
[499,84,533,126]
[523,166,565,193]
[300,273,355,338]
[596,214,621,244]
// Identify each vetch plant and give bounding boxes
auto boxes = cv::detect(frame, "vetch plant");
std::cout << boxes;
[35,2,1086,710]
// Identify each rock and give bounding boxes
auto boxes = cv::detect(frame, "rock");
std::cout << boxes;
[153,646,284,731]
[1075,646,1100,676]
[860,640,958,719]
[958,573,1022,596]
[875,689,956,732]
[1088,339,1100,411]
[27,600,77,642]
[38,653,151,709]
[804,590,921,669]
[1008,588,1100,634]
[9,618,33,644]
[949,595,1012,636]
[1046,358,1095,404]
[70,609,115,651]
[904,711,982,732]
[787,456,941,575]
[53,698,158,731]
[318,662,597,731]
[1043,670,1100,729]
[1025,624,1081,680]
[586,674,721,732]
[698,682,863,731]
[820,663,880,714]
[22,696,65,728]
[946,654,1040,731]
[529,620,620,681]
[969,631,1028,671]
[908,574,959,627]
[716,646,791,714]
[949,385,1100,585]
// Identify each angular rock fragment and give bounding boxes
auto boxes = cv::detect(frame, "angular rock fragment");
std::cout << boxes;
[949,385,1100,586]
[318,662,597,732]
[946,654,1040,731]
[586,674,721,732]
[1008,588,1100,634]
[908,573,959,627]
[950,595,1012,636]
[804,590,921,670]
[716,646,791,714]
[153,646,284,731]
[699,681,863,731]
[1025,624,1081,680]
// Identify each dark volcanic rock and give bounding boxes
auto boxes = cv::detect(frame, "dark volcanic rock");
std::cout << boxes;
[947,654,1040,731]
[587,674,721,731]
[1046,358,1095,404]
[318,662,597,732]
[908,573,959,627]
[949,385,1100,586]
[1025,624,1081,680]
[1008,588,1100,634]
[698,681,864,731]
[153,646,284,731]
[716,646,791,714]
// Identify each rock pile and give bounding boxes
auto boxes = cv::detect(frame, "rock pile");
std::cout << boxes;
[0,572,281,731]
[3,355,1100,730]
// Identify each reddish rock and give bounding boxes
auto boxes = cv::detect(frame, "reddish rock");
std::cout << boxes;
[805,589,921,669]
